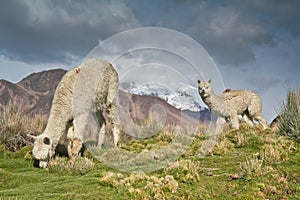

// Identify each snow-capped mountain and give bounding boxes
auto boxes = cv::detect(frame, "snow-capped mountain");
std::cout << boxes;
[120,81,204,111]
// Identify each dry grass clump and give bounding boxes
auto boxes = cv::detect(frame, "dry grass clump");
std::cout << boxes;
[130,113,165,139]
[100,171,178,199]
[235,132,249,147]
[212,138,235,155]
[47,157,95,175]
[0,101,46,151]
[166,159,201,183]
[277,88,300,142]
[240,157,263,177]
[260,144,288,164]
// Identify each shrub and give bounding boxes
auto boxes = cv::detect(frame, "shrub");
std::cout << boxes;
[0,101,46,151]
[277,88,300,142]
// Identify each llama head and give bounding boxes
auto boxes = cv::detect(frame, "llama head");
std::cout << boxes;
[29,134,55,168]
[197,80,212,97]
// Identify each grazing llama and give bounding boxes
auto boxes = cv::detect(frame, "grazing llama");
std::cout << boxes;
[29,58,120,168]
[198,80,268,132]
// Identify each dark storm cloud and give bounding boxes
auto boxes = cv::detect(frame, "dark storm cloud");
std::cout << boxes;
[1,0,300,66]
[0,0,138,64]
[127,0,300,65]
[233,0,300,36]
[125,0,274,65]
[202,0,300,65]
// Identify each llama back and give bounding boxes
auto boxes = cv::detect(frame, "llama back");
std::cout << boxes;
[221,89,263,114]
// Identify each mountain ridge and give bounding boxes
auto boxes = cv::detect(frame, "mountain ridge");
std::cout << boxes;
[0,68,211,126]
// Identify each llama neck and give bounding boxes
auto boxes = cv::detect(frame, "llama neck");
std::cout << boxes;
[202,91,224,113]
[44,109,71,145]
[43,69,77,146]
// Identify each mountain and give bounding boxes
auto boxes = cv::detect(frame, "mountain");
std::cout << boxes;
[121,81,203,111]
[0,69,65,116]
[118,90,200,128]
[0,79,37,110]
[0,69,211,127]
[18,69,66,115]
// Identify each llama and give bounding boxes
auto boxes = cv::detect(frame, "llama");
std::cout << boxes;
[29,58,120,168]
[198,80,268,132]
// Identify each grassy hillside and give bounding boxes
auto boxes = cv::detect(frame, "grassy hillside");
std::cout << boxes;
[0,125,299,200]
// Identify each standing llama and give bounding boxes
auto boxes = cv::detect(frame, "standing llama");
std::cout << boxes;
[198,80,268,132]
[29,58,120,168]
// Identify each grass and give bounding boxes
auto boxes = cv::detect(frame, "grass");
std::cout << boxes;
[0,124,300,199]
[1,100,300,199]
[0,101,46,151]
[277,88,300,142]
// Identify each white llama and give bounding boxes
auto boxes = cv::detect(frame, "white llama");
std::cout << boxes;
[198,80,268,132]
[29,58,120,168]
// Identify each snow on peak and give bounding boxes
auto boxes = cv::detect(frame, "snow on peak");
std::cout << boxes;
[121,81,203,111]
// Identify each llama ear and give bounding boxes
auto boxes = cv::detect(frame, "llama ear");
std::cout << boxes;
[197,80,201,84]
[208,79,211,84]
[27,134,37,140]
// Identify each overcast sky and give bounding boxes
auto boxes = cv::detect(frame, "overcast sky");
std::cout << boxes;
[1,0,300,122]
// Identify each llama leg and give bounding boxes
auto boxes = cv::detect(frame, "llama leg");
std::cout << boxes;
[98,123,106,148]
[110,101,120,147]
[243,114,254,127]
[68,138,83,159]
[106,66,120,147]
[230,114,239,130]
[253,114,268,130]
[67,125,83,160]
[67,125,75,159]
[216,117,226,133]
[112,124,120,147]
[247,100,268,130]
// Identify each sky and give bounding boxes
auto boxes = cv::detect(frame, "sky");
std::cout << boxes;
[1,0,300,122]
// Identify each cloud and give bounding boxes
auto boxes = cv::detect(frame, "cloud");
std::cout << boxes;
[127,0,300,66]
[126,1,275,65]
[1,0,299,67]
[236,0,300,36]
[187,5,274,65]
[0,0,299,122]
[0,0,139,64]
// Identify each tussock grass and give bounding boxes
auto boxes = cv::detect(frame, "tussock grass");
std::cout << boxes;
[240,157,263,177]
[0,101,46,151]
[235,132,249,147]
[260,144,288,164]
[277,88,300,142]
[166,159,201,183]
[47,156,95,175]
[100,171,178,199]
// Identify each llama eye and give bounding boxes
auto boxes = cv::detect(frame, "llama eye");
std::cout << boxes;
[43,137,50,145]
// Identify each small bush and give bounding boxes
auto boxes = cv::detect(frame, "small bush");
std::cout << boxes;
[0,101,46,151]
[277,88,300,142]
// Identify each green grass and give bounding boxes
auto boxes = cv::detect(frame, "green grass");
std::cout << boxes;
[0,126,300,200]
